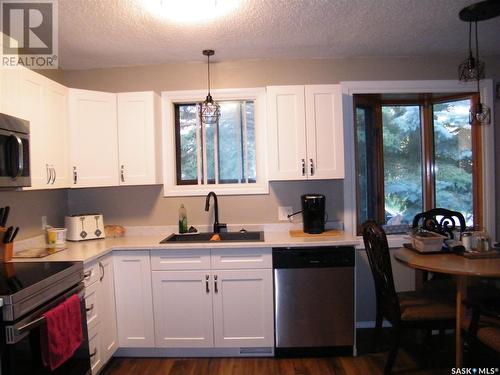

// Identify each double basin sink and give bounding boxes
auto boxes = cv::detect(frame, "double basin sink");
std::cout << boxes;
[160,231,264,244]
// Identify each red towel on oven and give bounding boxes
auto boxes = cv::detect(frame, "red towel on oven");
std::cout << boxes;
[42,294,83,370]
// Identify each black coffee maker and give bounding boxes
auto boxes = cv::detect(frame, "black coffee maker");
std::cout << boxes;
[301,194,326,234]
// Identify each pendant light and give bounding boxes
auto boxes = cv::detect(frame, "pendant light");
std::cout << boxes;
[199,49,220,125]
[458,0,500,125]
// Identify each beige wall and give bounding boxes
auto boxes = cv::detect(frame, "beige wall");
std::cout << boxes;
[3,56,499,238]
[67,181,343,228]
[0,189,67,239]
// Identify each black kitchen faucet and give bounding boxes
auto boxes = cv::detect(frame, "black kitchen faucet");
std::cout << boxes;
[205,191,227,233]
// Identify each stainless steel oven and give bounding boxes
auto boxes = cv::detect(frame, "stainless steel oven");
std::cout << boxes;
[0,113,30,188]
[0,261,90,375]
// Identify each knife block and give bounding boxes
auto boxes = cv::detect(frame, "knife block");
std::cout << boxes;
[0,227,13,262]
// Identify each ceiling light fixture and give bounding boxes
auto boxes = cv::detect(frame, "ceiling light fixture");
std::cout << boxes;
[143,0,241,24]
[199,49,220,125]
[458,0,500,125]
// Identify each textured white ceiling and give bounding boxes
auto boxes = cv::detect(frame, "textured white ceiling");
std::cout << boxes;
[58,0,500,70]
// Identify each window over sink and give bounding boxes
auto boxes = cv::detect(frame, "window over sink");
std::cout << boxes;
[162,88,268,196]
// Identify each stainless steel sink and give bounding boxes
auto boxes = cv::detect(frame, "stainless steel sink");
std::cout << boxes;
[160,231,264,244]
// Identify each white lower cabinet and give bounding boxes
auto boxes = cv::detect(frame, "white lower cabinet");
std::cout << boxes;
[152,270,214,347]
[84,254,118,374]
[88,324,103,375]
[212,269,273,348]
[113,251,155,347]
[150,248,274,350]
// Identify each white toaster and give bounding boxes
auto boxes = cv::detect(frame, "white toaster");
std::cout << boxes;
[65,214,105,241]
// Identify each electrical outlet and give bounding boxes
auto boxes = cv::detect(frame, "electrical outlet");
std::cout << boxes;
[41,216,47,230]
[278,206,293,221]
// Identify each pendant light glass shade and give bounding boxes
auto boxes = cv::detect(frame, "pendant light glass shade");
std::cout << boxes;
[470,102,491,125]
[458,21,485,82]
[199,50,220,125]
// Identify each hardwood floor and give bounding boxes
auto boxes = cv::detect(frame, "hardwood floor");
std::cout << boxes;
[102,330,454,375]
[102,352,449,375]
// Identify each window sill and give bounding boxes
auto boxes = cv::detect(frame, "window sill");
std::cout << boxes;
[355,234,411,250]
[163,183,270,197]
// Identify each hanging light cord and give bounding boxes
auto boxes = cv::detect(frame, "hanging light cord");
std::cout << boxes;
[468,21,472,58]
[207,54,211,97]
[474,21,481,93]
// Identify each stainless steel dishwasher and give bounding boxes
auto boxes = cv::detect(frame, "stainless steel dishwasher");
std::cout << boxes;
[273,246,355,357]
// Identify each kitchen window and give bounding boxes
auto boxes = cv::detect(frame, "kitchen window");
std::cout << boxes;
[162,88,268,196]
[354,93,482,234]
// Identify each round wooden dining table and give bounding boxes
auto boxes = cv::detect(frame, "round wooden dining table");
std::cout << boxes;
[393,248,500,367]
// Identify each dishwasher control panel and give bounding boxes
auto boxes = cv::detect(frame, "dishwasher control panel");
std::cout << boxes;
[272,246,354,268]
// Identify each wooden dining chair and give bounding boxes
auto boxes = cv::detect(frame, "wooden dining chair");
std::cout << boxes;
[362,220,456,374]
[412,208,467,294]
[412,207,466,237]
[464,288,500,366]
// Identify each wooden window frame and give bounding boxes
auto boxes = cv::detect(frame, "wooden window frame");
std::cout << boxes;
[354,92,482,234]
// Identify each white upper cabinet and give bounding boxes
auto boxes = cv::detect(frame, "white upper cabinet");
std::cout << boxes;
[267,84,344,180]
[117,91,161,186]
[69,89,119,188]
[42,79,70,188]
[0,67,69,189]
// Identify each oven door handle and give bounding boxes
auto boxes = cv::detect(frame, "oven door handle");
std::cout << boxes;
[5,284,85,344]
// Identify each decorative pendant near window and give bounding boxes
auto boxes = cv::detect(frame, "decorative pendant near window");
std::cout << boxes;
[458,21,485,82]
[199,49,220,125]
[458,0,500,125]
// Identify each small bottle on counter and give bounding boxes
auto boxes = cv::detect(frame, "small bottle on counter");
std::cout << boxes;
[178,204,188,234]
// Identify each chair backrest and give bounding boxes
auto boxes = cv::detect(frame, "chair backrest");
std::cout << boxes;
[362,220,401,324]
[412,208,466,239]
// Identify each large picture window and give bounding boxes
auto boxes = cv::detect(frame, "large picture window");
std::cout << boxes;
[355,93,481,233]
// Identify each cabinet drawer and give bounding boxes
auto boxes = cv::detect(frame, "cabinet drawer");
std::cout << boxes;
[88,324,102,375]
[84,281,99,330]
[211,248,272,269]
[151,249,210,270]
[83,262,100,287]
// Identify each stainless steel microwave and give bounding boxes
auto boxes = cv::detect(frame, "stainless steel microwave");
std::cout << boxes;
[0,113,30,188]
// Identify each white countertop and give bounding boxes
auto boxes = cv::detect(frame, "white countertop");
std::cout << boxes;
[12,229,359,264]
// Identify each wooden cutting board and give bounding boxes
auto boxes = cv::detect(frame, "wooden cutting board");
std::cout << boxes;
[289,229,343,238]
[13,247,67,258]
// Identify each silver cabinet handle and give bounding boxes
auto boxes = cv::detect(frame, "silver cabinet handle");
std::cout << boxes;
[310,158,315,176]
[46,164,51,184]
[205,274,210,293]
[73,166,77,184]
[99,262,104,282]
[83,270,92,280]
[214,275,218,294]
[51,167,56,184]
[85,303,94,313]
[120,165,125,182]
[301,159,306,176]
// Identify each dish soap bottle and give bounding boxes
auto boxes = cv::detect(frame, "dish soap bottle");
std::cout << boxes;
[178,204,188,233]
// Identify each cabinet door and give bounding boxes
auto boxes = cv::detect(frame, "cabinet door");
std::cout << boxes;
[19,68,48,189]
[305,85,344,179]
[117,92,160,185]
[212,269,274,348]
[97,255,118,364]
[113,251,154,347]
[69,89,118,187]
[0,66,24,118]
[88,324,103,375]
[84,281,99,331]
[267,86,307,180]
[152,270,214,348]
[44,80,69,188]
